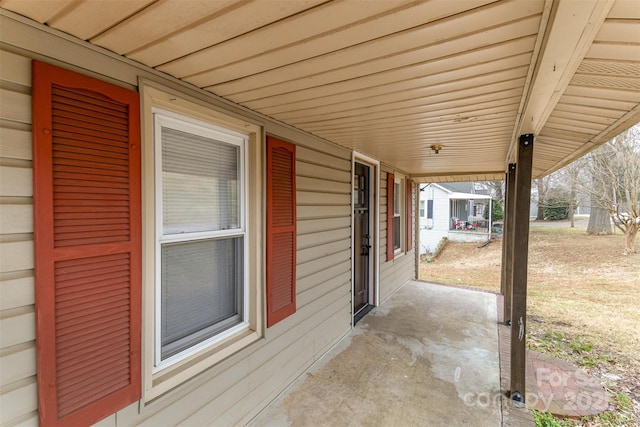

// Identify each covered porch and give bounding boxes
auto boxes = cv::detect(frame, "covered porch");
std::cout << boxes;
[249,281,605,426]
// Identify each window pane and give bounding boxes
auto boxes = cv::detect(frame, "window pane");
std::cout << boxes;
[394,182,401,214]
[162,127,240,234]
[427,200,434,219]
[161,237,243,360]
[394,216,401,249]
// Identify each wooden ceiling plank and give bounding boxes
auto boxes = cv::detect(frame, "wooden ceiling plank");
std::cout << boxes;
[549,110,617,126]
[595,19,640,43]
[294,87,524,129]
[558,94,636,111]
[608,0,640,19]
[563,84,640,102]
[195,0,543,91]
[245,50,533,111]
[508,0,614,162]
[124,0,326,66]
[159,0,420,77]
[269,67,529,120]
[585,41,640,61]
[226,29,535,103]
[286,78,527,126]
[544,117,608,133]
[90,0,239,54]
[48,0,155,40]
[306,103,521,136]
[552,102,630,119]
[303,96,523,133]
[0,0,72,24]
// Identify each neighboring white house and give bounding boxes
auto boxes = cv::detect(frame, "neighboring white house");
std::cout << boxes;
[419,183,493,254]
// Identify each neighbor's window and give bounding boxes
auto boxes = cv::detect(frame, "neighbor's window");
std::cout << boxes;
[419,200,425,218]
[154,110,248,369]
[394,178,403,251]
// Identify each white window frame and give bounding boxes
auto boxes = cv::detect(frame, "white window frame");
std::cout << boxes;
[419,200,425,218]
[140,81,263,402]
[152,109,249,372]
[393,176,405,254]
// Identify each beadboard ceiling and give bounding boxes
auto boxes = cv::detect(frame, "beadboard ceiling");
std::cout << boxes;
[1,0,638,182]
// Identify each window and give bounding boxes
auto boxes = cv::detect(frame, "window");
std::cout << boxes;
[419,200,425,218]
[427,199,434,219]
[153,110,248,369]
[141,82,263,399]
[393,178,403,252]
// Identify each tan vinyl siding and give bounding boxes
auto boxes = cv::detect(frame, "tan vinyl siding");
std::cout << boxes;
[0,23,361,425]
[379,168,416,302]
[0,47,38,427]
[0,14,418,426]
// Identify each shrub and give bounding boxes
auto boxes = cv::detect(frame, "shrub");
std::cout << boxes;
[541,187,571,220]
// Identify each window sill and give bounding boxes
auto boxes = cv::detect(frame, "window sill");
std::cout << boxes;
[145,327,261,401]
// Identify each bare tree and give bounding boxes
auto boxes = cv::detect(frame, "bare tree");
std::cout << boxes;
[581,125,640,254]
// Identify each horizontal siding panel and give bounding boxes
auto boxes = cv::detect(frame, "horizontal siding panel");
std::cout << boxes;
[297,217,351,235]
[0,379,38,424]
[297,260,351,294]
[297,271,350,307]
[0,167,32,197]
[297,250,350,280]
[296,147,350,170]
[0,241,33,273]
[0,309,35,348]
[0,343,36,385]
[0,204,33,234]
[297,162,351,182]
[297,239,350,264]
[0,49,31,86]
[201,304,351,426]
[9,412,39,427]
[297,176,350,193]
[297,205,350,220]
[0,127,32,160]
[297,227,350,250]
[0,275,34,311]
[297,191,351,206]
[0,89,31,124]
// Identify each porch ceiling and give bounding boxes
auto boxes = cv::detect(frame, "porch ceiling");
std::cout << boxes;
[2,0,638,183]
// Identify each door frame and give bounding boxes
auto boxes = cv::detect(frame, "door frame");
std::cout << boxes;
[351,152,380,326]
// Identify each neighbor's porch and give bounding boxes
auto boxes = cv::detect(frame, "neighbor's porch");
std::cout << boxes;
[250,281,606,426]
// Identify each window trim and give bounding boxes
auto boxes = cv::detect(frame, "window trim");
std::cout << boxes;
[140,81,263,401]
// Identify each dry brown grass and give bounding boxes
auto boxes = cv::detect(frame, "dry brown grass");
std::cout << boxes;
[420,225,640,425]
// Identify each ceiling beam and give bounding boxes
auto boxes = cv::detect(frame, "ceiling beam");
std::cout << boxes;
[506,0,614,164]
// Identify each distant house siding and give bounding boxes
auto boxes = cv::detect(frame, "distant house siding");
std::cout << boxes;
[419,185,450,254]
[0,16,418,426]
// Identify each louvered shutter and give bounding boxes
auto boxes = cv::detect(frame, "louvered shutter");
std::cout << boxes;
[32,61,141,426]
[406,180,413,252]
[386,173,395,261]
[266,136,296,327]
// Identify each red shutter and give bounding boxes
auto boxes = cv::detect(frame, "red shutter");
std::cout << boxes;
[32,61,141,426]
[406,179,413,252]
[386,173,395,261]
[266,136,296,327]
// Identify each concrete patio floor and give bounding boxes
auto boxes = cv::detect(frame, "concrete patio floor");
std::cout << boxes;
[249,281,505,426]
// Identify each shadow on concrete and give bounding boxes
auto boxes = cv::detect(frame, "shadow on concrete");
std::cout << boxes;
[250,281,508,426]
